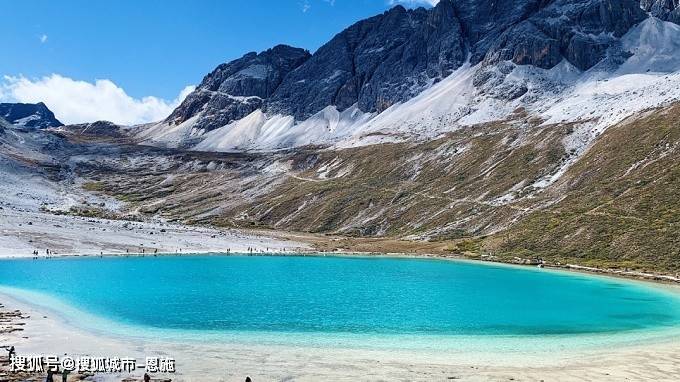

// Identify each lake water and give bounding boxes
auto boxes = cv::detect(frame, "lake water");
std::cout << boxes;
[1,255,680,351]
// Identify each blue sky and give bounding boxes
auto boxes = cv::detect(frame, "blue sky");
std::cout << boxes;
[0,0,436,124]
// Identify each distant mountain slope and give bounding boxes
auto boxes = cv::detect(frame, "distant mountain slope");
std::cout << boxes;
[55,120,128,141]
[0,102,63,129]
[0,113,66,195]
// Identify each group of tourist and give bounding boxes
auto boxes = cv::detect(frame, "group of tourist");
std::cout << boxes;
[30,249,54,259]
[43,369,69,382]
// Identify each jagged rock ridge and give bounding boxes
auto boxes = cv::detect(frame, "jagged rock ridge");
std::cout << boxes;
[266,2,467,118]
[166,45,310,130]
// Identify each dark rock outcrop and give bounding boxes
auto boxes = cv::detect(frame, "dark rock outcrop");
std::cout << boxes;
[166,45,310,131]
[451,0,547,64]
[0,102,63,129]
[483,0,646,71]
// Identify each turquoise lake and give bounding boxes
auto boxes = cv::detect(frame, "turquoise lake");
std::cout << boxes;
[1,255,680,346]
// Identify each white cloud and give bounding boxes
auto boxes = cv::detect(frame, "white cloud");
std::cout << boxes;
[39,34,48,44]
[0,74,195,125]
[388,0,438,6]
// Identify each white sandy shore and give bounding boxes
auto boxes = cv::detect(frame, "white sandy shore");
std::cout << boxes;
[0,209,307,258]
[2,289,680,382]
[0,207,308,257]
[0,156,308,258]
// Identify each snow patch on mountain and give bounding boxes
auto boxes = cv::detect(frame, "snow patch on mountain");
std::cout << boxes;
[347,63,478,141]
[619,17,680,74]
[539,18,680,132]
[136,115,202,148]
[194,105,374,152]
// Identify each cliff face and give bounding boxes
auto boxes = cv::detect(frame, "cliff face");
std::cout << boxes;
[268,0,646,118]
[483,0,646,71]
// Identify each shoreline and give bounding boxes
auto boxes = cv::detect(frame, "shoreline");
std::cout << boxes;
[4,213,680,379]
[4,252,680,347]
[2,203,677,287]
[2,284,680,381]
[3,247,678,289]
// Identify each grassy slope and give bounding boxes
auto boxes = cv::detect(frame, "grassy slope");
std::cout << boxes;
[487,105,680,272]
[229,121,567,237]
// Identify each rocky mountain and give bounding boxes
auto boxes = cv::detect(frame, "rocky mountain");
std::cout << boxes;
[265,2,467,119]
[136,0,680,152]
[0,102,63,129]
[268,0,645,117]
[165,45,311,131]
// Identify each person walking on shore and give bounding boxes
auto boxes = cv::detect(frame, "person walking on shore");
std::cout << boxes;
[7,345,15,360]
[61,368,69,382]
[45,370,54,382]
